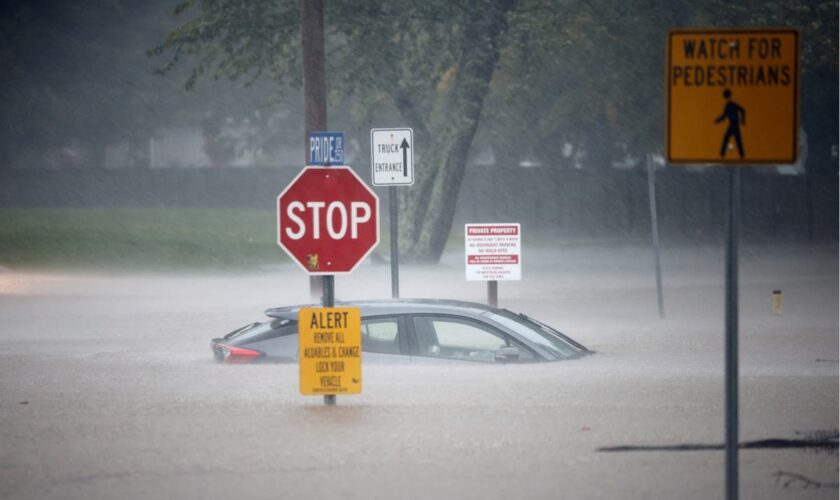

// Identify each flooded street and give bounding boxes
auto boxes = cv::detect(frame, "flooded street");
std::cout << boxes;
[0,243,837,499]
[2,1,836,498]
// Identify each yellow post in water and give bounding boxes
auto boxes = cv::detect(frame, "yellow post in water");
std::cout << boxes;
[772,290,782,315]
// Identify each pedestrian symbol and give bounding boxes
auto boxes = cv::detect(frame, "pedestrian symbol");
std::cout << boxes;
[715,89,746,158]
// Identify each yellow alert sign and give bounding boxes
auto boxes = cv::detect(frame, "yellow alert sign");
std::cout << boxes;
[298,307,362,395]
[666,28,799,164]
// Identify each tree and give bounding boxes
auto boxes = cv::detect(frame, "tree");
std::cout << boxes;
[481,0,837,174]
[151,0,516,262]
[151,0,837,262]
[0,0,167,168]
[0,0,284,170]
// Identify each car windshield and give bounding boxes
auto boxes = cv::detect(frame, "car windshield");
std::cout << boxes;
[482,310,583,359]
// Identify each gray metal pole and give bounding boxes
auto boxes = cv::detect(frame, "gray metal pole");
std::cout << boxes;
[321,274,335,405]
[647,155,665,319]
[389,186,399,298]
[487,280,498,308]
[725,166,740,500]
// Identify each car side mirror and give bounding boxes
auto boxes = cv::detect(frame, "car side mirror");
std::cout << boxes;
[494,346,521,363]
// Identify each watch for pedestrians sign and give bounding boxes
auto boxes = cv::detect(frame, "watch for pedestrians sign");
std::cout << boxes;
[666,28,799,164]
[371,128,414,186]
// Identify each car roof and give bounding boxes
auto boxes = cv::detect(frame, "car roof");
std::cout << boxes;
[265,298,496,320]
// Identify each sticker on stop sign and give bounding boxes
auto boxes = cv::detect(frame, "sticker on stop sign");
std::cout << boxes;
[277,166,380,275]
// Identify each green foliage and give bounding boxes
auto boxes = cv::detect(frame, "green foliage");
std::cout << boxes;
[477,0,838,171]
[483,0,671,167]
[151,0,837,169]
[149,0,301,91]
[149,0,837,259]
[151,0,511,140]
[153,0,519,262]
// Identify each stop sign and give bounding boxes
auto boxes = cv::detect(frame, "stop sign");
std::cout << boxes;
[277,166,380,275]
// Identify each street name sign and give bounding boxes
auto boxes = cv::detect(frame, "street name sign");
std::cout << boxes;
[465,223,521,281]
[666,28,799,164]
[371,128,414,186]
[298,307,362,395]
[309,131,344,166]
[277,166,380,275]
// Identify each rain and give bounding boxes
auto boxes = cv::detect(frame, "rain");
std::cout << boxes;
[0,1,837,499]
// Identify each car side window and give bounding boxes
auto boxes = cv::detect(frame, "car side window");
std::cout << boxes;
[412,316,517,362]
[361,318,401,355]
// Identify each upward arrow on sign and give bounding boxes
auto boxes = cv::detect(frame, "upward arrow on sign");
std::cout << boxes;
[400,138,409,177]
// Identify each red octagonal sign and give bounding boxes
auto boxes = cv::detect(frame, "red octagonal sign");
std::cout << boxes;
[277,166,380,275]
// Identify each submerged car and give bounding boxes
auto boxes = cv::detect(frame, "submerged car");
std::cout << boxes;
[212,299,590,364]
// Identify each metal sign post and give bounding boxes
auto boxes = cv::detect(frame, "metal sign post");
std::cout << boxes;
[321,276,336,406]
[487,280,498,308]
[725,167,741,498]
[666,28,799,500]
[371,128,414,299]
[389,186,399,298]
[647,155,665,319]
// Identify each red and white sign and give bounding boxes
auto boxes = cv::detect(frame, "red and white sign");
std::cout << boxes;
[465,223,521,281]
[277,166,379,275]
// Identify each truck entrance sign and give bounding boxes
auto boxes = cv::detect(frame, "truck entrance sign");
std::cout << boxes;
[298,307,362,396]
[371,128,414,186]
[277,166,379,275]
[465,223,521,281]
[666,28,799,164]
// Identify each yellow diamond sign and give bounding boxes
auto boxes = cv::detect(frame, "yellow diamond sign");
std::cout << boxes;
[298,307,362,396]
[666,28,799,164]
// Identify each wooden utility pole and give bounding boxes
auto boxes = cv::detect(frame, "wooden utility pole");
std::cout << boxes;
[300,0,326,301]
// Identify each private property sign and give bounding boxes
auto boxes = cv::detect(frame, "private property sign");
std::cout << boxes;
[465,223,521,281]
[298,307,362,396]
[666,28,799,164]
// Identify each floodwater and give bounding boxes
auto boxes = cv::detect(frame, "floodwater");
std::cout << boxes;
[0,243,837,499]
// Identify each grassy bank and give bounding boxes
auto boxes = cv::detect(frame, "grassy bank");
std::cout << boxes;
[0,208,288,271]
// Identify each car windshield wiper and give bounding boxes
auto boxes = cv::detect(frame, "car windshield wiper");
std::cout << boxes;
[513,311,591,353]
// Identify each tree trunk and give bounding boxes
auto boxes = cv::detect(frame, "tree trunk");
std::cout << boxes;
[397,0,514,263]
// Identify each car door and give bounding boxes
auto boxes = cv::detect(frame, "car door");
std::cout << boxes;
[360,315,411,363]
[406,314,536,364]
